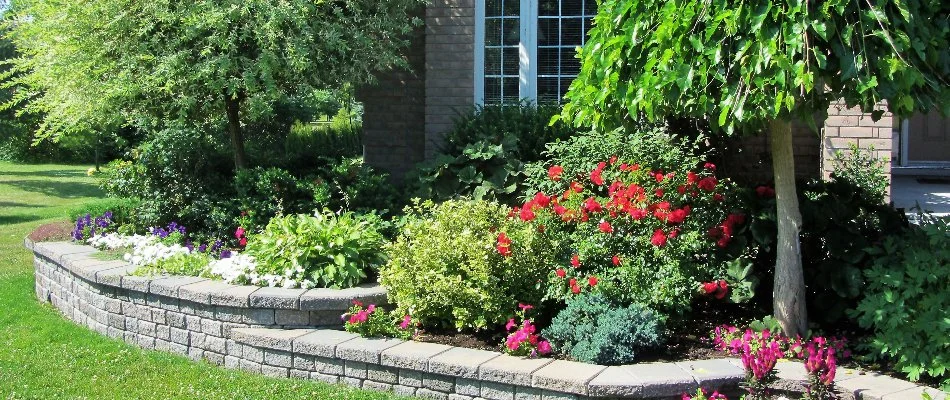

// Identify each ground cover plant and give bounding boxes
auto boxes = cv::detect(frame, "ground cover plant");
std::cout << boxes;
[0,162,410,399]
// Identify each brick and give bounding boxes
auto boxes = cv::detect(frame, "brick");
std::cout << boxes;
[839,127,876,138]
[479,355,553,387]
[336,337,405,364]
[229,327,312,351]
[249,287,306,309]
[293,330,359,358]
[381,341,453,371]
[531,360,605,395]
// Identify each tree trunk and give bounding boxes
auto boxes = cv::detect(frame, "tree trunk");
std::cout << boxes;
[769,119,808,337]
[225,93,249,170]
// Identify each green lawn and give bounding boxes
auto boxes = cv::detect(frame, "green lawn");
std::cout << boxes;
[0,162,409,399]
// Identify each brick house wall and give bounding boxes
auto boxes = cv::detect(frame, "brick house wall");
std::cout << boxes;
[424,0,476,158]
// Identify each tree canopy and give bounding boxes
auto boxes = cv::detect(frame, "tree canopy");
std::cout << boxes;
[3,0,426,167]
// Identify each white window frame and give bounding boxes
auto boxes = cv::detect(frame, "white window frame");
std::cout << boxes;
[475,0,594,106]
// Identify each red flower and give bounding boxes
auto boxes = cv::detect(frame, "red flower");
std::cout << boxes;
[704,162,716,171]
[569,278,577,287]
[583,197,603,213]
[588,276,599,287]
[496,233,513,257]
[555,268,566,278]
[714,280,729,300]
[687,171,698,185]
[677,185,687,194]
[570,254,581,268]
[655,188,664,198]
[598,220,613,233]
[590,162,606,186]
[609,155,618,165]
[667,207,690,225]
[548,165,564,181]
[235,227,246,239]
[612,255,621,266]
[698,176,718,192]
[571,284,581,294]
[519,207,536,222]
[668,229,679,238]
[570,181,584,193]
[496,245,512,257]
[713,193,724,202]
[655,172,665,183]
[239,237,248,247]
[702,282,718,294]
[553,204,567,216]
[756,185,776,198]
[651,229,668,247]
[532,192,551,208]
[629,208,648,220]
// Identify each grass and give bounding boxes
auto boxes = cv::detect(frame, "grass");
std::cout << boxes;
[0,161,411,399]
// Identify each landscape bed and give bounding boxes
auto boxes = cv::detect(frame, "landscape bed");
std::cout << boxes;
[28,239,944,400]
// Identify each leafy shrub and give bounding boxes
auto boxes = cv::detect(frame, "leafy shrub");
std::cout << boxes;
[380,199,558,331]
[245,211,386,289]
[135,252,214,277]
[69,198,139,233]
[851,217,950,387]
[284,121,362,171]
[234,167,332,231]
[829,143,889,204]
[743,178,908,323]
[514,157,744,314]
[323,157,400,215]
[543,293,665,365]
[411,103,573,204]
[523,125,709,195]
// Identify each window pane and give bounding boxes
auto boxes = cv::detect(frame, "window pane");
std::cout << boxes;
[538,18,558,46]
[485,48,502,75]
[583,18,594,39]
[503,77,520,102]
[561,51,580,75]
[561,18,583,46]
[485,77,502,104]
[561,0,583,16]
[583,0,597,15]
[539,0,558,16]
[537,77,560,104]
[502,19,520,46]
[503,47,520,75]
[487,0,502,17]
[503,0,520,16]
[560,77,573,98]
[538,47,559,75]
[485,18,502,46]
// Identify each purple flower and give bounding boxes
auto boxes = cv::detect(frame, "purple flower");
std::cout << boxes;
[198,243,208,253]
[219,250,232,259]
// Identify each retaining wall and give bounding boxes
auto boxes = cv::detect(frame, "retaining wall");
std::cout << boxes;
[29,240,944,400]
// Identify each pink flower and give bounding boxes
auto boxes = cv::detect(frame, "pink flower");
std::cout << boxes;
[505,318,517,331]
[537,340,552,355]
[570,254,581,268]
[612,255,621,266]
[399,315,412,330]
[518,303,534,312]
[235,227,245,239]
[555,268,566,278]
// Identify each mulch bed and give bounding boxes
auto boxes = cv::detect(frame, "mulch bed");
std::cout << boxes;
[28,221,74,243]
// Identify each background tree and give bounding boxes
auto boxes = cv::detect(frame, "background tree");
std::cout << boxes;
[560,0,948,335]
[3,0,425,169]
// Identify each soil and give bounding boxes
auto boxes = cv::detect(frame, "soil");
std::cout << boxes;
[27,221,74,243]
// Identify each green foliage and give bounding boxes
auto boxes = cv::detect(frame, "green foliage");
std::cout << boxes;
[343,302,414,340]
[412,103,573,204]
[543,293,665,365]
[523,125,708,195]
[234,167,331,231]
[68,197,139,232]
[830,143,889,204]
[379,199,558,331]
[285,122,362,167]
[852,217,950,387]
[743,178,909,323]
[245,211,386,289]
[3,0,426,143]
[133,252,214,278]
[562,0,949,134]
[323,157,400,216]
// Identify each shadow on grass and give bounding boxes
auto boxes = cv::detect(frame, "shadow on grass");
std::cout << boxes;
[0,214,46,225]
[1,180,103,199]
[0,169,89,179]
[0,201,43,208]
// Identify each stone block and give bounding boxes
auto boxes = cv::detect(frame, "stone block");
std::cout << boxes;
[345,360,369,379]
[180,301,215,318]
[836,372,919,400]
[205,335,227,354]
[185,315,202,331]
[120,275,152,294]
[364,380,394,393]
[675,359,744,388]
[242,346,264,363]
[531,360,605,395]
[455,377,481,396]
[292,354,314,371]
[229,327,312,351]
[178,280,235,304]
[587,366,642,398]
[381,341,453,371]
[200,318,223,337]
[275,309,310,326]
[249,287,306,309]
[515,387,541,400]
[156,325,170,341]
[367,364,400,384]
[429,347,500,379]
[224,355,240,369]
[299,285,388,310]
[149,276,208,298]
[166,312,186,329]
[341,377,363,388]
[310,372,339,384]
[210,285,259,307]
[213,306,245,323]
[95,265,137,287]
[393,385,418,397]
[169,327,190,345]
[240,359,262,374]
[481,381,516,400]
[400,369,424,387]
[539,390,576,400]
[416,388,450,400]
[289,369,310,380]
[479,355,553,387]
[449,395,473,400]
[168,342,188,356]
[226,339,243,357]
[309,310,345,326]
[620,363,698,398]
[263,349,293,368]
[243,308,275,325]
[336,336,404,364]
[881,387,947,400]
[188,347,204,361]
[423,372,456,393]
[204,352,225,366]
[313,356,345,375]
[261,365,289,378]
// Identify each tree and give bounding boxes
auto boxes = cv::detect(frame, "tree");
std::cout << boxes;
[3,0,425,169]
[560,0,948,336]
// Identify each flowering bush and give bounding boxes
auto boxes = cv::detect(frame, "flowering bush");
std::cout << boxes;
[72,212,115,241]
[543,293,665,365]
[380,199,558,331]
[243,211,386,289]
[803,337,838,400]
[501,304,551,358]
[515,157,744,314]
[343,301,415,340]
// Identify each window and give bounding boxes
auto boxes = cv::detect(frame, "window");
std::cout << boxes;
[475,0,597,105]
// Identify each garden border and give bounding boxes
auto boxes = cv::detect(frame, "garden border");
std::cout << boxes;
[28,239,945,400]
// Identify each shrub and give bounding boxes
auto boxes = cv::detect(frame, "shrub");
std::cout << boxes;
[343,302,415,340]
[501,304,552,358]
[851,217,950,388]
[411,103,573,204]
[543,293,665,365]
[515,157,744,314]
[323,157,400,215]
[829,143,889,204]
[743,178,908,323]
[380,199,558,331]
[234,167,332,231]
[244,211,386,289]
[69,198,139,233]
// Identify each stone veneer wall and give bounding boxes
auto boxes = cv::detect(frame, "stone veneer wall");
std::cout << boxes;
[31,239,943,400]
